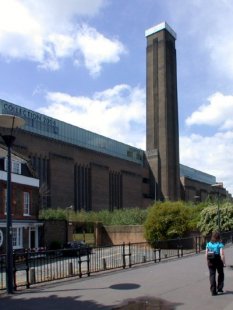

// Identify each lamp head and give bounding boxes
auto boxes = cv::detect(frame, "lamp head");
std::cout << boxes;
[0,114,25,147]
[0,114,25,129]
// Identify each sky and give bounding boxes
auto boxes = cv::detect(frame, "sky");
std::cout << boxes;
[0,0,233,194]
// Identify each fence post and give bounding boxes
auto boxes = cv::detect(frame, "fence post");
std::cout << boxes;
[158,249,161,262]
[128,242,132,268]
[122,243,126,269]
[103,258,107,270]
[13,252,17,291]
[68,262,73,276]
[154,249,157,263]
[26,251,30,288]
[87,252,90,277]
[78,252,82,278]
[195,237,198,254]
[29,268,36,285]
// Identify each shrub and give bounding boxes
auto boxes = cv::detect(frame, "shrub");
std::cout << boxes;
[144,201,192,247]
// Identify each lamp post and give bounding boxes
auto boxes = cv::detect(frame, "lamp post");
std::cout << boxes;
[0,114,25,294]
[211,183,223,232]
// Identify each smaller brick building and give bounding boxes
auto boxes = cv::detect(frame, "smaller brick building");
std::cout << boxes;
[0,146,43,253]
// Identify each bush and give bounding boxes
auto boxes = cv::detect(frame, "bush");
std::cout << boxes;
[144,201,192,247]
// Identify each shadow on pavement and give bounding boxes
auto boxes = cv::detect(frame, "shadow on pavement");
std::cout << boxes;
[220,290,233,295]
[109,283,140,290]
[0,294,110,310]
[0,293,182,310]
[113,296,182,309]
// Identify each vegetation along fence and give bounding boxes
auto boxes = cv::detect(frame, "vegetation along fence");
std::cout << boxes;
[0,231,233,292]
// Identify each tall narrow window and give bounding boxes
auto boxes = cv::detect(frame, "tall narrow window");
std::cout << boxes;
[23,192,30,216]
[12,227,23,249]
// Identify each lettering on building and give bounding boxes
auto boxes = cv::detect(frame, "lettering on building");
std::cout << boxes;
[3,103,59,135]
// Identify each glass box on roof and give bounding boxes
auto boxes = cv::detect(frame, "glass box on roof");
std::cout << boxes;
[0,99,144,165]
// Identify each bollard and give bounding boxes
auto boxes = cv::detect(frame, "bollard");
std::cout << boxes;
[103,258,107,270]
[68,262,73,276]
[29,268,36,284]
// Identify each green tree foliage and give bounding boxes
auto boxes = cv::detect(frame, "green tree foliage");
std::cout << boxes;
[186,200,212,230]
[144,201,192,247]
[197,202,233,235]
[39,208,67,220]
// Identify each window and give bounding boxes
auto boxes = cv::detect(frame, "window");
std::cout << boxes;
[12,161,21,174]
[23,192,30,216]
[12,227,23,249]
[4,159,21,174]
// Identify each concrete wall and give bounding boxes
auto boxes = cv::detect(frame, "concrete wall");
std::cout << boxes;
[43,221,146,247]
[96,224,146,246]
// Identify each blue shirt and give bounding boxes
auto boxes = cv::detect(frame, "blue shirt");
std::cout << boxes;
[206,241,224,254]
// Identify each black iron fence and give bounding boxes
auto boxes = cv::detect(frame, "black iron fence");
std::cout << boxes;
[1,231,233,292]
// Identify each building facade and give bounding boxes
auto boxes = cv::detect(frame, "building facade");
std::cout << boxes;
[0,146,42,253]
[0,99,153,211]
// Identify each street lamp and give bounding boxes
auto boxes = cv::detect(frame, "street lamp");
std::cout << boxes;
[0,114,25,294]
[211,183,223,232]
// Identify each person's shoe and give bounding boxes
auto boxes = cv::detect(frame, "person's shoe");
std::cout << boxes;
[211,291,217,296]
[217,289,224,294]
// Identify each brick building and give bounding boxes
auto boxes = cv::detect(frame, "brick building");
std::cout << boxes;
[0,146,42,253]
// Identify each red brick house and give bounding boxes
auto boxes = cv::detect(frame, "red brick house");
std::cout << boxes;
[0,146,43,253]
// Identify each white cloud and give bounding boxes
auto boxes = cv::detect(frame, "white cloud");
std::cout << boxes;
[180,131,233,194]
[37,84,146,149]
[75,24,127,77]
[0,0,126,75]
[183,90,233,194]
[186,92,233,130]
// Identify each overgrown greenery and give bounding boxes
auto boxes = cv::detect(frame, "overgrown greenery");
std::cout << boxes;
[39,207,148,225]
[197,201,233,235]
[144,201,192,246]
[39,200,233,243]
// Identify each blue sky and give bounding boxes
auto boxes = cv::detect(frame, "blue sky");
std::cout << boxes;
[0,0,233,194]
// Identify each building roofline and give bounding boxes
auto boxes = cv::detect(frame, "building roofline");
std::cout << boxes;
[145,21,177,39]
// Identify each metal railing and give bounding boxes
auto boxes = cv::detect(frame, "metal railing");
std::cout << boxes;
[0,232,233,292]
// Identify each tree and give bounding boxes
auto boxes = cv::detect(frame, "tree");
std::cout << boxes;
[144,201,191,247]
[197,202,233,235]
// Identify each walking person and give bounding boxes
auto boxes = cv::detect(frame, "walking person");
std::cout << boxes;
[206,231,226,296]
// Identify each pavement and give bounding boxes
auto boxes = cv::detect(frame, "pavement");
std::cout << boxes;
[1,246,233,309]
